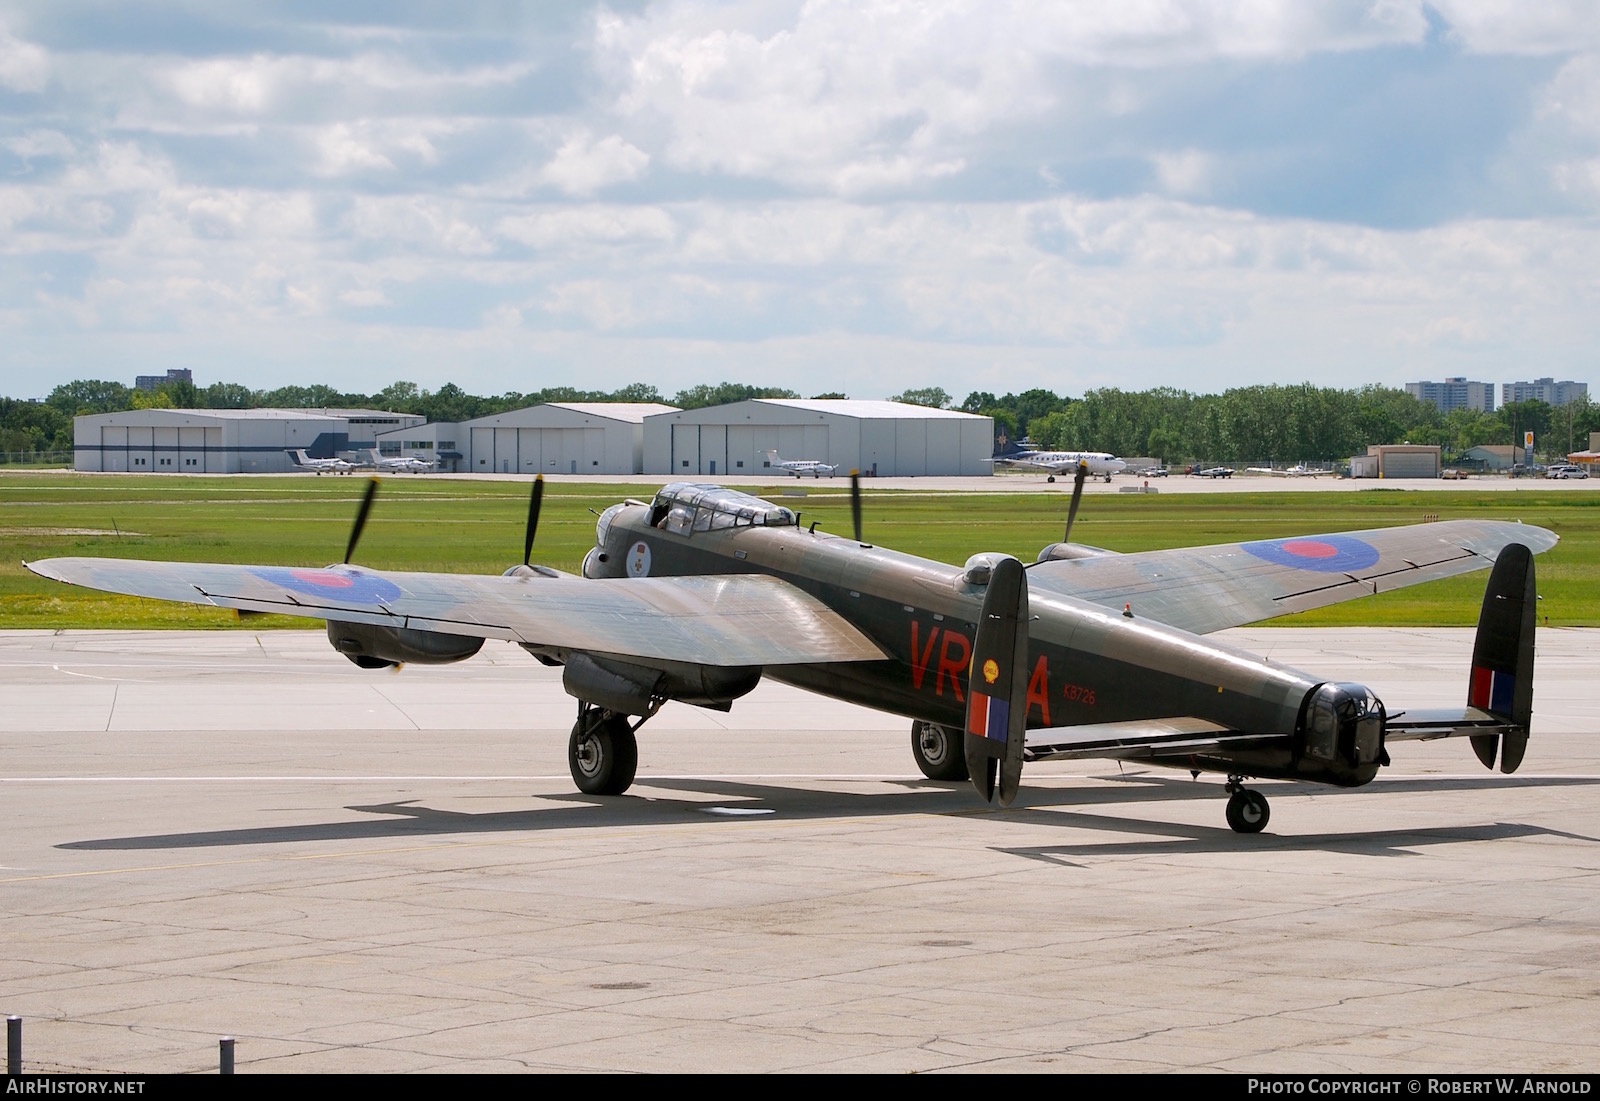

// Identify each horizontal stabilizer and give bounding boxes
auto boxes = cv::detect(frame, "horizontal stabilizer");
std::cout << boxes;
[1384,707,1526,743]
[1025,716,1277,763]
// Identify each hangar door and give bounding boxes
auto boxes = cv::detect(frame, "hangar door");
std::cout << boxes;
[100,426,127,472]
[471,428,490,471]
[1382,452,1438,479]
[522,428,605,474]
[125,426,154,472]
[730,424,828,474]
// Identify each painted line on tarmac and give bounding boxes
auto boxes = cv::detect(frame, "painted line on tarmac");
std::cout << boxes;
[5,772,1598,783]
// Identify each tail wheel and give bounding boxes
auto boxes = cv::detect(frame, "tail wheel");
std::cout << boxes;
[911,721,970,781]
[1225,789,1270,834]
[569,713,639,796]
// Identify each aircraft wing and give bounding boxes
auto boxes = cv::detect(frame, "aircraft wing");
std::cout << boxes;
[1026,519,1559,635]
[25,558,889,667]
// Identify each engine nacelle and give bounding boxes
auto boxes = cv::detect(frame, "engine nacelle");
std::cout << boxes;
[562,652,762,715]
[327,620,485,669]
[1036,542,1116,563]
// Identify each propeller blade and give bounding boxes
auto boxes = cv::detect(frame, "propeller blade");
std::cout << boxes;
[1062,459,1088,544]
[344,477,380,564]
[850,470,862,543]
[524,475,545,566]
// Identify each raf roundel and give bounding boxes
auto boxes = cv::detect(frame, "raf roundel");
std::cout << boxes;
[249,567,404,604]
[1242,535,1381,574]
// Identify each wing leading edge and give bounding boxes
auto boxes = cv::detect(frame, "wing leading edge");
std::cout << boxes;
[1026,519,1558,635]
[25,557,888,668]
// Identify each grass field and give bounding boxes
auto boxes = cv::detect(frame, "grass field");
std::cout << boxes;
[2,473,1594,629]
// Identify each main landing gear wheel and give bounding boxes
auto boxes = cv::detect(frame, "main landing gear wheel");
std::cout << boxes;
[1046,475,1056,483]
[569,711,638,796]
[1225,787,1270,834]
[911,720,969,781]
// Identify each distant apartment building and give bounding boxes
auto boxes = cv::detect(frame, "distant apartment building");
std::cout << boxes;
[134,368,193,392]
[1502,378,1588,407]
[1406,378,1495,414]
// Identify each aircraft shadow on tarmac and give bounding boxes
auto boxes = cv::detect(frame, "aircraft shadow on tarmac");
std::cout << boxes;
[56,772,1600,856]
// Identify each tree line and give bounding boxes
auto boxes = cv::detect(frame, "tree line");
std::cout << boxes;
[1,379,814,454]
[895,384,1598,464]
[4,377,1596,464]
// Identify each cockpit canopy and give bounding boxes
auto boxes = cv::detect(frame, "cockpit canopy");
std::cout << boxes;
[647,483,796,536]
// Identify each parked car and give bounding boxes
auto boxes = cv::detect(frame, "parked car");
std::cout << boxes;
[1141,467,1169,477]
[1442,468,1470,480]
[1546,464,1589,479]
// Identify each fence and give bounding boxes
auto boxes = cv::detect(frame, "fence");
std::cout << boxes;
[0,451,72,467]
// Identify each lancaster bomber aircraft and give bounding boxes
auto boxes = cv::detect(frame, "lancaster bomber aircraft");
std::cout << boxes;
[26,465,1555,833]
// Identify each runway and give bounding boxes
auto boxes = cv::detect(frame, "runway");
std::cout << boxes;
[2,628,1598,1073]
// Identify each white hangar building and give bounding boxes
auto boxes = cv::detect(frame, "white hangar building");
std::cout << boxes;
[73,408,422,473]
[445,403,679,476]
[642,399,995,478]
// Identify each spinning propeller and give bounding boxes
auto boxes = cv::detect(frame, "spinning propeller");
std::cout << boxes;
[850,470,863,543]
[341,473,548,574]
[1061,459,1089,546]
[344,477,382,564]
[523,475,544,566]
[1029,458,1107,566]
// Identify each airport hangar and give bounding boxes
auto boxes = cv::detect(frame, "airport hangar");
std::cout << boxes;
[72,399,995,477]
[641,399,995,478]
[72,408,424,474]
[375,402,679,476]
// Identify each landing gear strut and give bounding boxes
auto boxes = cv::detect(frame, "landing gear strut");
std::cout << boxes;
[569,703,641,795]
[1223,775,1270,834]
[911,720,969,781]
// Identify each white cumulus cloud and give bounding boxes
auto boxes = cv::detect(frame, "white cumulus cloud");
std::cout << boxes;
[539,132,651,196]
[0,23,49,92]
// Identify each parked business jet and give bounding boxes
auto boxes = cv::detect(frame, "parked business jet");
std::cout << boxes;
[991,445,1126,483]
[1247,464,1328,478]
[286,449,355,475]
[367,449,433,474]
[762,450,838,478]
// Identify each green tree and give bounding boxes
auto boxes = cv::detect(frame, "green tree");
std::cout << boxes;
[414,383,492,423]
[47,380,131,416]
[0,398,70,451]
[201,382,257,409]
[129,388,173,410]
[889,386,951,409]
[1498,400,1552,456]
[156,379,198,408]
[371,381,421,411]
[611,383,666,403]
[671,382,801,409]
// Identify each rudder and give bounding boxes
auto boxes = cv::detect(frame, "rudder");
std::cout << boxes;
[1467,542,1536,774]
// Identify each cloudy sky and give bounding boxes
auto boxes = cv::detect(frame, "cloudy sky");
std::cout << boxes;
[2,1,1598,400]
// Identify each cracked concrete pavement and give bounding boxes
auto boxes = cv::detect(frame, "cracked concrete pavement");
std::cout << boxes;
[1,628,1597,1073]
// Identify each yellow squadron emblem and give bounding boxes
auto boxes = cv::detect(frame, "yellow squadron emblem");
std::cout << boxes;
[982,658,1000,685]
